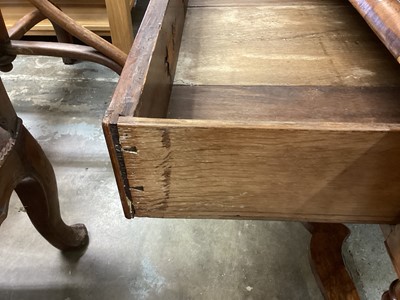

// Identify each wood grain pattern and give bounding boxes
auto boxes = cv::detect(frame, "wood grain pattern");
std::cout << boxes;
[104,1,400,297]
[188,0,346,6]
[175,4,400,86]
[103,0,188,218]
[105,0,188,122]
[306,223,360,300]
[104,0,133,54]
[169,85,400,123]
[106,0,400,224]
[349,0,400,63]
[1,0,111,36]
[133,0,187,118]
[118,117,400,223]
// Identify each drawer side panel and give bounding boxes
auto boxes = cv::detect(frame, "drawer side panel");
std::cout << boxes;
[118,119,400,223]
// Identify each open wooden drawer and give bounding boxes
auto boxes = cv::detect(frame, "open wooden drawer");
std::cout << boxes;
[103,0,400,223]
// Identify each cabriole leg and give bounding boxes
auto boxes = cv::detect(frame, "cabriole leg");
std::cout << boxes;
[305,223,360,299]
[14,126,88,251]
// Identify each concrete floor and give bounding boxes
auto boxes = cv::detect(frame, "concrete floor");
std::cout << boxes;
[0,55,396,300]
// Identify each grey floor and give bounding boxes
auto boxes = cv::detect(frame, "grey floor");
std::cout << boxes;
[0,55,395,300]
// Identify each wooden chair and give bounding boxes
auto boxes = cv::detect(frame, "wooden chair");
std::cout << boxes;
[1,0,135,54]
[0,0,125,250]
[1,0,127,73]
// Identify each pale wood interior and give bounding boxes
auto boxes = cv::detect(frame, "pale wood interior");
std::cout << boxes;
[113,0,400,223]
[167,0,400,123]
[119,118,400,223]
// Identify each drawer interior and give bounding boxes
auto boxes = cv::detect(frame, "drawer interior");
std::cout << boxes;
[104,0,400,222]
[168,0,400,123]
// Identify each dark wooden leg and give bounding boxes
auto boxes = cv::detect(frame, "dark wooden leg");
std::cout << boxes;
[8,4,78,65]
[5,40,122,74]
[0,10,16,72]
[382,280,400,300]
[381,225,400,300]
[305,223,360,300]
[51,21,77,65]
[13,125,88,251]
[1,6,123,74]
[28,0,127,66]
[1,77,87,251]
[48,3,77,65]
[8,9,46,40]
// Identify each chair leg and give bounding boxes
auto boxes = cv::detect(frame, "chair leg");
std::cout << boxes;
[29,0,127,66]
[14,125,88,251]
[381,225,400,300]
[382,280,400,300]
[51,21,77,65]
[47,3,76,65]
[305,223,360,300]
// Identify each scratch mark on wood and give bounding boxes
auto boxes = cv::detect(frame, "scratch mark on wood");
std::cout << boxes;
[160,128,171,209]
